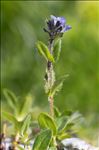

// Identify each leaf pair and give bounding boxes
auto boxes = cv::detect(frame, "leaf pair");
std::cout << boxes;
[37,41,54,62]
[32,110,82,149]
[3,89,33,121]
[32,113,57,150]
[38,110,73,136]
[3,111,31,136]
[37,39,62,63]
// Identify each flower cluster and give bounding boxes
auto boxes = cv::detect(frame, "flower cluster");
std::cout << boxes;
[44,15,71,39]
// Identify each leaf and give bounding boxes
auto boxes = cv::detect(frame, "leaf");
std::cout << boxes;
[2,111,21,131]
[66,112,82,125]
[20,114,31,136]
[60,110,73,117]
[53,39,61,62]
[32,129,52,150]
[37,41,54,62]
[59,112,81,133]
[2,111,17,124]
[56,116,68,132]
[57,133,71,140]
[17,95,33,121]
[60,122,74,134]
[3,89,17,110]
[54,106,61,118]
[38,112,57,135]
[50,74,69,97]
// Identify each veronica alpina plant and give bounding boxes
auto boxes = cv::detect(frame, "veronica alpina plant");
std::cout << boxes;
[38,15,71,117]
[33,15,82,150]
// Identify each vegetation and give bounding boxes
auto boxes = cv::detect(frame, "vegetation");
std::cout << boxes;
[1,1,99,148]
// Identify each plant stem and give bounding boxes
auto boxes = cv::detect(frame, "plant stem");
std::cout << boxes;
[48,95,54,117]
[47,39,54,117]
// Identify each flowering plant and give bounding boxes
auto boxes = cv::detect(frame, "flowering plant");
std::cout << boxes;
[37,15,71,117]
[1,15,82,150]
[32,15,81,150]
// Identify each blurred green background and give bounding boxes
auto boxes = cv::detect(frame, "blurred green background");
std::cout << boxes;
[1,1,99,144]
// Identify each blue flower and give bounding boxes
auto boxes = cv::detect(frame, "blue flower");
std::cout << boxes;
[44,15,72,39]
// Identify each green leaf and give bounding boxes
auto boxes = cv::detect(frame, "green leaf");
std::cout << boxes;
[3,89,17,110]
[32,129,52,150]
[2,111,17,124]
[60,110,73,117]
[54,106,61,118]
[66,112,82,125]
[56,116,68,132]
[58,112,81,133]
[55,110,73,132]
[57,133,71,140]
[50,74,69,97]
[53,39,61,62]
[38,112,57,135]
[17,95,33,121]
[37,41,54,62]
[20,114,31,136]
[60,122,74,134]
[2,111,21,131]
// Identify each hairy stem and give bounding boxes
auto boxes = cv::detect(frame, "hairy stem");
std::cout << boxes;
[47,39,55,117]
[48,95,54,117]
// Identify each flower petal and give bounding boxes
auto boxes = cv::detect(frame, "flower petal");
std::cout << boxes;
[50,15,57,20]
[50,15,57,25]
[61,25,72,33]
[58,17,66,26]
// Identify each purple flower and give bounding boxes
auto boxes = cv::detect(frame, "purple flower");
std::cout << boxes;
[44,15,72,39]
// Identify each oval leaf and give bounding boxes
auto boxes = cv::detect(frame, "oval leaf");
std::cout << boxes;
[38,112,57,135]
[37,41,54,62]
[32,129,52,150]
